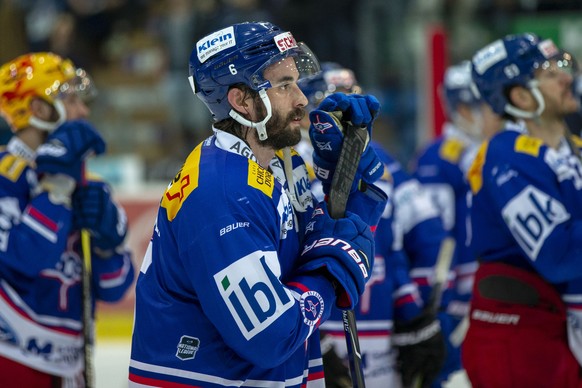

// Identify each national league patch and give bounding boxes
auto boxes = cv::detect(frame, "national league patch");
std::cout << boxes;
[175,335,200,361]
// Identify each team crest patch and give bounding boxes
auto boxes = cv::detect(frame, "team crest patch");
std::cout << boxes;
[300,291,324,326]
[176,335,200,361]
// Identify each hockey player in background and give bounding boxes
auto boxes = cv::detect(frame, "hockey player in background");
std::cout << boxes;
[412,60,502,386]
[464,33,582,386]
[0,52,134,387]
[298,63,446,388]
[129,21,388,387]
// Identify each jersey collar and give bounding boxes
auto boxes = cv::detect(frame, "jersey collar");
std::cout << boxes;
[213,127,259,164]
[6,137,36,162]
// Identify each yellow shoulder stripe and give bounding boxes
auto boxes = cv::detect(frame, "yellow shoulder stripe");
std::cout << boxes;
[467,142,488,194]
[514,134,542,157]
[0,154,28,182]
[570,134,582,148]
[162,144,201,221]
[439,138,465,163]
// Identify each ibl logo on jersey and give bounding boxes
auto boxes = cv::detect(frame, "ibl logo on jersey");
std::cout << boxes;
[502,185,569,260]
[215,251,294,340]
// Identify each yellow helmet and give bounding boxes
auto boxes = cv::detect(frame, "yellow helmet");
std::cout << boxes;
[0,52,76,132]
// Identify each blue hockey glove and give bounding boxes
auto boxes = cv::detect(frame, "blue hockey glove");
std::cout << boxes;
[72,179,127,253]
[309,93,383,193]
[36,120,106,182]
[298,201,374,309]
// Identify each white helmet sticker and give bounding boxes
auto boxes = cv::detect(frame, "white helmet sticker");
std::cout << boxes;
[274,32,298,52]
[473,39,507,75]
[538,39,559,59]
[197,26,236,64]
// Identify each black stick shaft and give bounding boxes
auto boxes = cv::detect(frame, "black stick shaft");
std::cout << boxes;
[328,123,368,388]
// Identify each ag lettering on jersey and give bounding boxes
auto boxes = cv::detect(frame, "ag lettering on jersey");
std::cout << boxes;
[214,251,294,340]
[502,185,570,261]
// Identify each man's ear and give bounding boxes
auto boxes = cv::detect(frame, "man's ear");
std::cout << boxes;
[227,87,252,117]
[509,86,535,110]
[30,98,53,121]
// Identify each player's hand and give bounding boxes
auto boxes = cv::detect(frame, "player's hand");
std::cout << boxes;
[297,201,374,309]
[72,179,127,255]
[36,120,106,182]
[393,309,446,388]
[308,93,383,193]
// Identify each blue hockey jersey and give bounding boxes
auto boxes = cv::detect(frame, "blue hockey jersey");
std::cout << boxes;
[414,123,480,319]
[467,120,582,364]
[375,143,449,306]
[130,130,340,387]
[467,121,582,283]
[0,137,134,378]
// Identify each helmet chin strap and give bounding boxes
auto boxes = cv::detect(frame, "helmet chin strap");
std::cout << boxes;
[229,89,272,141]
[28,99,67,132]
[504,80,545,120]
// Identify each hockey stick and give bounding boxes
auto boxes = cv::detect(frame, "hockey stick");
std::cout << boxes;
[327,122,369,388]
[81,229,95,388]
[412,237,455,388]
[426,237,455,316]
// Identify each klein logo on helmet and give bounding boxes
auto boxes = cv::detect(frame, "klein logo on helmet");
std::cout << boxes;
[197,26,236,64]
[473,39,508,76]
[274,32,298,53]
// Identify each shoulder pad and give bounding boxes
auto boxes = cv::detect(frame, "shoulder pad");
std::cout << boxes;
[0,152,30,183]
[569,134,582,149]
[467,141,488,194]
[439,138,466,163]
[514,134,543,157]
[162,144,201,221]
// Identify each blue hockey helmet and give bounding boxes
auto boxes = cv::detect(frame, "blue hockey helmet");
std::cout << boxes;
[471,33,572,119]
[188,21,320,140]
[298,62,361,109]
[442,60,481,116]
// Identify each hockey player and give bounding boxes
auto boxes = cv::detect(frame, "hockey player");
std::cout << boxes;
[129,21,387,387]
[0,52,134,387]
[463,33,582,386]
[412,60,502,386]
[298,63,446,388]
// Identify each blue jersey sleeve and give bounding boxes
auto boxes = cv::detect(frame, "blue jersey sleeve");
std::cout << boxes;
[0,153,73,279]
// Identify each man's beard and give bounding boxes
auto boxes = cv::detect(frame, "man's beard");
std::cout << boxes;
[254,107,304,150]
